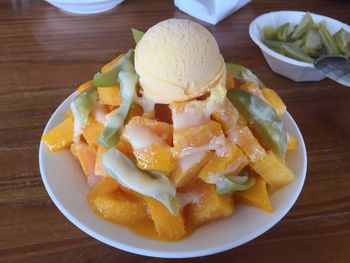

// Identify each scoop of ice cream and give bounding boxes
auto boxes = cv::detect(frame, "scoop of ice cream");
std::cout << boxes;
[135,18,226,104]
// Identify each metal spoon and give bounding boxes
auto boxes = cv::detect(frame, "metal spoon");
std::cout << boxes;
[314,55,350,87]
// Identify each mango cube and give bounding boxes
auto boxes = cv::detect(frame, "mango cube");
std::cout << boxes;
[287,133,298,151]
[235,176,273,212]
[250,151,295,190]
[228,125,266,162]
[87,177,119,204]
[97,86,122,106]
[173,121,223,155]
[77,80,93,93]
[240,82,267,102]
[95,145,109,177]
[262,87,286,116]
[127,116,173,145]
[170,151,214,187]
[116,139,134,157]
[212,98,239,133]
[92,192,148,225]
[134,144,175,172]
[82,118,104,146]
[144,197,186,240]
[186,181,234,227]
[42,117,74,152]
[74,143,97,177]
[199,143,249,184]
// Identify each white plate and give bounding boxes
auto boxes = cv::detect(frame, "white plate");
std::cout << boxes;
[249,11,350,82]
[39,92,307,258]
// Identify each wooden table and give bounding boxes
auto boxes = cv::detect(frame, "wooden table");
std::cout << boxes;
[1,0,350,262]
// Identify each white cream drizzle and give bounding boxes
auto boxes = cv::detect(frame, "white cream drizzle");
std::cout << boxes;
[227,124,242,145]
[171,104,210,130]
[171,85,227,130]
[122,123,165,150]
[93,102,107,126]
[102,149,177,213]
[206,155,247,184]
[137,92,155,116]
[179,151,207,171]
[70,102,84,143]
[178,191,202,208]
[179,134,227,158]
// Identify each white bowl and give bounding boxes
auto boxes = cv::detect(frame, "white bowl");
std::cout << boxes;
[249,11,350,82]
[44,0,125,14]
[39,92,307,258]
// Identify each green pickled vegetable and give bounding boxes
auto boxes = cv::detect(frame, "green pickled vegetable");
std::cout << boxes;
[261,12,349,63]
[71,87,97,126]
[93,49,135,87]
[291,12,314,40]
[318,21,340,55]
[131,28,144,45]
[216,171,256,195]
[276,23,291,41]
[334,28,350,56]
[280,44,314,63]
[227,89,287,159]
[263,39,314,62]
[226,63,264,88]
[102,148,179,215]
[98,71,138,148]
[263,26,276,40]
[263,39,301,50]
[302,30,322,57]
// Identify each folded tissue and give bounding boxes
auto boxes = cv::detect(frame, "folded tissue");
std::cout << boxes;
[174,0,252,25]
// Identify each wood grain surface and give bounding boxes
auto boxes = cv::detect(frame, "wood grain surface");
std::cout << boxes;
[1,0,350,262]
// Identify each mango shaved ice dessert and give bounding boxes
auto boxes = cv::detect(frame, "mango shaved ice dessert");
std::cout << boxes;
[42,19,297,241]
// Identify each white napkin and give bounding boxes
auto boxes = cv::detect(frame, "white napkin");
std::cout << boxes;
[174,0,252,25]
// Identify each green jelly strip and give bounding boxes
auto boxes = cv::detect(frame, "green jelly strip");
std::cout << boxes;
[93,49,135,87]
[71,87,97,126]
[227,89,287,159]
[102,148,179,215]
[226,63,265,88]
[97,71,138,149]
[216,171,256,195]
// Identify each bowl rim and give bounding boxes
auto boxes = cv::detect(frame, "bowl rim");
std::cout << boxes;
[45,0,124,4]
[39,92,308,258]
[249,10,350,68]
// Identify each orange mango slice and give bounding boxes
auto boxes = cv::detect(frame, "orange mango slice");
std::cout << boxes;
[173,120,223,155]
[82,118,104,146]
[144,197,186,241]
[186,181,234,227]
[42,117,74,152]
[262,87,286,116]
[134,144,175,172]
[199,143,249,184]
[250,151,295,190]
[235,176,273,212]
[170,151,214,187]
[101,53,125,73]
[92,192,148,225]
[97,86,122,106]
